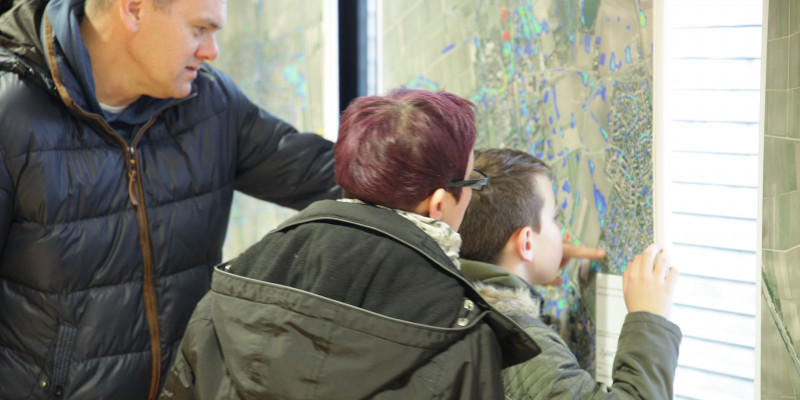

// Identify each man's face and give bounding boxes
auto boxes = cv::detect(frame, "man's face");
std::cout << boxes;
[131,0,225,98]
[526,174,564,286]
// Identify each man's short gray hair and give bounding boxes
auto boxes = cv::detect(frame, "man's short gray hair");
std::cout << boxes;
[85,0,175,15]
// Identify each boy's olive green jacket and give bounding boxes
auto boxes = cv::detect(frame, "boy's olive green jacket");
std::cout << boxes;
[461,259,682,400]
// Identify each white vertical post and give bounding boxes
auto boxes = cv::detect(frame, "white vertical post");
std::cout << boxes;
[323,0,340,142]
[755,1,769,398]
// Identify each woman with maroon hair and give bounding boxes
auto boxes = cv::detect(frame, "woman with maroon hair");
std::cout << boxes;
[160,89,540,400]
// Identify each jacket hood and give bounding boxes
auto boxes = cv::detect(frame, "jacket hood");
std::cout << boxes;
[473,281,541,319]
[461,258,546,319]
[0,0,49,76]
[42,0,104,114]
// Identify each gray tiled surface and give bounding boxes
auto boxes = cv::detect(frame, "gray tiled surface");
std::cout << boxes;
[772,191,800,251]
[766,90,788,137]
[793,0,800,36]
[763,1,800,397]
[769,0,790,39]
[790,34,800,89]
[763,137,799,196]
[761,287,800,397]
[763,195,776,250]
[790,89,800,139]
[767,38,789,90]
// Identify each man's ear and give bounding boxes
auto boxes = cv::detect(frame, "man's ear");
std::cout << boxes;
[514,226,535,262]
[119,0,145,32]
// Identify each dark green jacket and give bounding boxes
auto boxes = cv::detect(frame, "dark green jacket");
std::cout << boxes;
[461,259,682,400]
[160,201,541,399]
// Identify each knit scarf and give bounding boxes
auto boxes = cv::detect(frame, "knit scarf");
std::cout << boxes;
[338,199,462,269]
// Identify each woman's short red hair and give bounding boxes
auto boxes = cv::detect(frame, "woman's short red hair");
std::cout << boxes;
[334,88,477,210]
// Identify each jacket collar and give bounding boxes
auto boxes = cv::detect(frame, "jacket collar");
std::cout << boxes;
[459,258,529,290]
[278,200,462,275]
[460,258,551,323]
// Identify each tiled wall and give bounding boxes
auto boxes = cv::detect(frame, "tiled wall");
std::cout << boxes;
[762,0,800,398]
[213,0,326,260]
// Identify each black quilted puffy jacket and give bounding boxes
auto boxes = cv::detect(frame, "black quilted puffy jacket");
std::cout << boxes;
[0,0,339,398]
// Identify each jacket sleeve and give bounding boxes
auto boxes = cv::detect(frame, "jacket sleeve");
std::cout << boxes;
[0,146,11,256]
[608,311,682,399]
[225,75,340,210]
[502,312,681,399]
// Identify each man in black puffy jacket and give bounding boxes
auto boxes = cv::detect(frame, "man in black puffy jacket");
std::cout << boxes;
[0,0,339,398]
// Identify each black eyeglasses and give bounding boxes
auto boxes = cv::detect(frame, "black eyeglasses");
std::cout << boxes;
[446,168,490,192]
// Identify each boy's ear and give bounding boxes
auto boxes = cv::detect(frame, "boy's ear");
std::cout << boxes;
[514,226,535,262]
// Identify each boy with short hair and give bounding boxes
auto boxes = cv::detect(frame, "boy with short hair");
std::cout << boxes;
[459,148,681,399]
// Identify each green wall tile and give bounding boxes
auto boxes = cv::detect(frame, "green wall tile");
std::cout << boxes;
[791,34,800,89]
[770,0,790,39]
[767,90,789,137]
[793,0,800,36]
[768,38,790,90]
[774,191,800,251]
[784,246,800,300]
[762,292,800,396]
[791,89,800,139]
[764,195,776,249]
[764,137,799,196]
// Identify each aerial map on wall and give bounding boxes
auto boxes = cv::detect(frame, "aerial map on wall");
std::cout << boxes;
[380,0,654,374]
[212,0,326,259]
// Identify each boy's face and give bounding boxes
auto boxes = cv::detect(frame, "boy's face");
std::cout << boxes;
[526,174,564,286]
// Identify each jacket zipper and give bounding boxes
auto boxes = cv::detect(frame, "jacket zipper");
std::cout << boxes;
[127,146,138,206]
[128,118,161,400]
[53,100,190,400]
[42,13,200,398]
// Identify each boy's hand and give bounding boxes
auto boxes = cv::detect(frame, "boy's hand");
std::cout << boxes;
[541,239,606,286]
[560,239,606,268]
[622,244,679,319]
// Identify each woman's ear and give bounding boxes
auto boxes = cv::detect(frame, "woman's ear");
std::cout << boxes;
[419,188,448,220]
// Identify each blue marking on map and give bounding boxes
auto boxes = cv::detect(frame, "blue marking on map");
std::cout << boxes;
[594,85,607,101]
[594,185,606,227]
[524,43,533,56]
[552,87,560,119]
